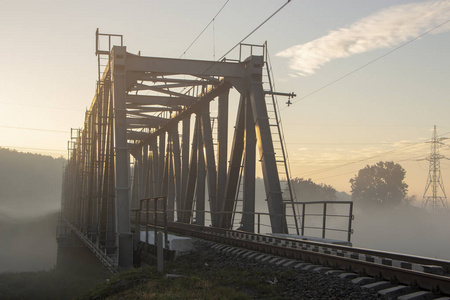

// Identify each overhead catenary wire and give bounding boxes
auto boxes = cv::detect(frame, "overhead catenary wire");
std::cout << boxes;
[179,0,230,58]
[280,18,450,110]
[178,0,291,94]
[218,0,291,61]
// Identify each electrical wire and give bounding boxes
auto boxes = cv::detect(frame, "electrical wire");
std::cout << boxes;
[0,101,81,112]
[179,0,230,58]
[280,18,450,110]
[218,0,291,61]
[290,131,450,179]
[0,125,67,133]
[287,142,406,145]
[178,0,290,94]
[312,153,433,182]
[294,141,426,178]
[0,145,66,153]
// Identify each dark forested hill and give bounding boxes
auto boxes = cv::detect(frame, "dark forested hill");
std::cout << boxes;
[0,147,65,218]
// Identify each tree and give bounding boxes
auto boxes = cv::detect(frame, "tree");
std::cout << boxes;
[290,178,336,202]
[350,161,408,208]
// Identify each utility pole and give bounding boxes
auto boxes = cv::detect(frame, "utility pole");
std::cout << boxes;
[421,125,449,213]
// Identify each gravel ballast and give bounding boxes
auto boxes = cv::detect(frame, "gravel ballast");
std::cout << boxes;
[172,240,383,299]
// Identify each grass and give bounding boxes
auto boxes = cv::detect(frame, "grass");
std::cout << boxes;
[0,243,296,299]
[77,249,296,300]
[77,265,252,300]
[0,266,107,300]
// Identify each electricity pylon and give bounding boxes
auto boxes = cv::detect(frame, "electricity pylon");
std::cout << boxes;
[421,125,449,213]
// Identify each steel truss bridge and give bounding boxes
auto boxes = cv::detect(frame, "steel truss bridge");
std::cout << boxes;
[59,31,300,270]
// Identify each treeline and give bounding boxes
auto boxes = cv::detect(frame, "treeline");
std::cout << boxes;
[0,147,65,218]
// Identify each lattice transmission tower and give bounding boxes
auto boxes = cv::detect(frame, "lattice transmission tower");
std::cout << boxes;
[421,125,449,213]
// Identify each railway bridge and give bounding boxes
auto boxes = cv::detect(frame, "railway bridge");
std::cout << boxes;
[56,32,450,298]
[57,31,304,271]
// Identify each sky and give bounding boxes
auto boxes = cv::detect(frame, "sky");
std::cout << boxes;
[1,0,450,199]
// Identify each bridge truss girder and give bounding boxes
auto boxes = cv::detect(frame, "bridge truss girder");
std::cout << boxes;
[62,45,290,270]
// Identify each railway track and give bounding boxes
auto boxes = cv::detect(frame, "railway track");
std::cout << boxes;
[158,222,450,297]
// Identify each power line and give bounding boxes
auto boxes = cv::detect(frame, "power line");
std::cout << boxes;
[179,0,230,58]
[294,141,425,178]
[0,145,66,153]
[218,0,291,61]
[290,132,450,179]
[286,142,410,145]
[0,125,67,133]
[179,0,291,95]
[0,101,81,112]
[307,153,428,183]
[281,18,450,110]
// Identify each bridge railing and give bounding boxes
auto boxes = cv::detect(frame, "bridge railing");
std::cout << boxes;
[132,201,353,243]
[133,197,168,249]
[288,201,354,242]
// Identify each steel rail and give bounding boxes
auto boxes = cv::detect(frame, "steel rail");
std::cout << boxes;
[150,222,450,295]
[168,222,450,274]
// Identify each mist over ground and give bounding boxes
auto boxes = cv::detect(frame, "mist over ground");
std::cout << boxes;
[0,148,63,272]
[1,147,449,275]
[352,203,450,260]
[0,212,59,273]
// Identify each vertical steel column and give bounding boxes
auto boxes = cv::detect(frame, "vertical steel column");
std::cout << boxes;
[322,203,327,239]
[158,134,166,196]
[220,96,245,228]
[170,126,182,221]
[216,90,229,221]
[182,122,198,223]
[181,118,190,218]
[142,144,149,198]
[161,137,170,199]
[200,103,217,226]
[111,46,132,269]
[167,136,175,221]
[196,115,206,225]
[149,143,155,198]
[105,90,116,255]
[150,139,158,197]
[131,151,142,208]
[242,97,256,232]
[88,109,97,236]
[247,56,287,233]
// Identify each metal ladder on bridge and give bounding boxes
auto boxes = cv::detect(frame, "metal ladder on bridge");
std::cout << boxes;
[232,43,300,234]
[263,44,299,235]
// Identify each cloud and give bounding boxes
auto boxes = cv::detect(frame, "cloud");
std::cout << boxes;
[277,0,450,76]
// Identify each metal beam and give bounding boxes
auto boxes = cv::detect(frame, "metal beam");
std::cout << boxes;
[130,81,232,153]
[247,56,287,233]
[126,53,246,78]
[196,116,206,226]
[216,90,229,222]
[182,121,198,223]
[181,117,190,215]
[220,96,245,228]
[126,94,196,106]
[200,103,218,226]
[242,97,256,232]
[170,126,182,221]
[111,46,133,268]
